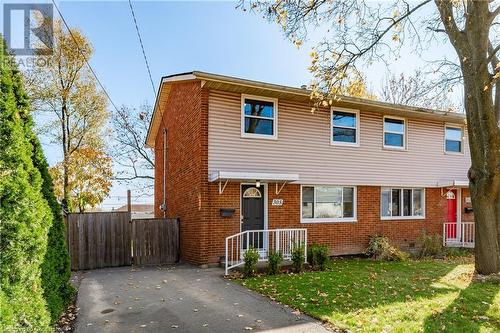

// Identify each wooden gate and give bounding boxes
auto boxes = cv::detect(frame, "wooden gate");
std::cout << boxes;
[132,218,180,265]
[66,213,179,270]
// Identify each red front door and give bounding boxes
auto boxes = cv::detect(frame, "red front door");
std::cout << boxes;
[446,190,457,238]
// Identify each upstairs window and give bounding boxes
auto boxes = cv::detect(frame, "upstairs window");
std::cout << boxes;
[331,109,359,146]
[383,117,406,149]
[381,187,424,219]
[241,95,277,139]
[445,126,463,153]
[302,185,356,222]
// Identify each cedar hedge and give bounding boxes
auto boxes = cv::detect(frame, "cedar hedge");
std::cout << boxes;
[1,41,52,332]
[1,39,73,330]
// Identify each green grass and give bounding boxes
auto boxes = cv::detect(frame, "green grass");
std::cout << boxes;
[237,258,500,332]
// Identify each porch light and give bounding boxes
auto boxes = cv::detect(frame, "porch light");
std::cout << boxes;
[256,180,261,188]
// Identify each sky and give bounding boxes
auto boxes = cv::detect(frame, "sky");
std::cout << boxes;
[2,0,459,209]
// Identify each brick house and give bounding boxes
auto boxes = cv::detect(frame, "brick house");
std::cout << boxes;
[145,71,474,268]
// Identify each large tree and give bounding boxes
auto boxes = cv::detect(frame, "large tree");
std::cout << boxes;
[25,20,109,212]
[50,147,113,212]
[112,102,154,192]
[380,70,459,111]
[244,0,500,274]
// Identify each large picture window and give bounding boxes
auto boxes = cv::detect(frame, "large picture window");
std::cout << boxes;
[301,185,356,222]
[381,187,424,219]
[331,108,359,146]
[241,95,277,139]
[445,126,463,153]
[383,117,406,149]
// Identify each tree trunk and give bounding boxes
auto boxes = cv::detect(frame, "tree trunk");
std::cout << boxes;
[61,101,70,213]
[436,0,500,274]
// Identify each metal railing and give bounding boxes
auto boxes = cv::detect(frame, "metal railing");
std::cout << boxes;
[225,228,307,275]
[443,222,475,248]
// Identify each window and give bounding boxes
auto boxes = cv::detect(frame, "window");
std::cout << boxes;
[445,126,463,153]
[331,108,359,146]
[301,185,356,222]
[383,117,406,149]
[243,187,262,198]
[381,187,424,219]
[241,95,277,139]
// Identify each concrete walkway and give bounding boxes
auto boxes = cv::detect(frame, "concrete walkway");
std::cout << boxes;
[74,265,330,333]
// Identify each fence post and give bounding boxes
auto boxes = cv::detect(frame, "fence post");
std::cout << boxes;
[225,237,229,275]
[304,230,308,264]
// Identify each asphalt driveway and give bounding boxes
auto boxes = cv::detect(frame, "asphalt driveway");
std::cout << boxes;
[74,265,330,333]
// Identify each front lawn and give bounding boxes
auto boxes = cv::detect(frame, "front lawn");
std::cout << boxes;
[238,258,500,332]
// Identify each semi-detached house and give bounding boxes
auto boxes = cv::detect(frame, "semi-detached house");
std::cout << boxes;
[145,71,474,269]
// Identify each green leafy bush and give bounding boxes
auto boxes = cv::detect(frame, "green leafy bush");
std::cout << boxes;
[243,247,260,277]
[291,243,306,273]
[445,247,473,258]
[307,243,330,271]
[267,250,283,275]
[365,235,408,261]
[416,232,444,258]
[0,39,52,332]
[32,138,74,323]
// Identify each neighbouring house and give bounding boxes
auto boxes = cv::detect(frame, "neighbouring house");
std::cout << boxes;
[115,204,155,219]
[145,71,474,268]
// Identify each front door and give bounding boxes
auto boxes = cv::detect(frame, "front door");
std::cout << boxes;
[446,189,457,239]
[241,185,264,249]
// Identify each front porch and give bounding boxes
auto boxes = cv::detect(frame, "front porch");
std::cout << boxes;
[443,222,475,248]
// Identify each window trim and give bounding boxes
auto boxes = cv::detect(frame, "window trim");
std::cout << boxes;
[330,107,360,147]
[241,94,278,140]
[444,124,464,155]
[300,185,357,223]
[380,187,426,220]
[383,116,407,150]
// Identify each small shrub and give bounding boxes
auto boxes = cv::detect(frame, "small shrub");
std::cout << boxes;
[365,235,408,261]
[445,247,473,258]
[291,243,306,273]
[243,247,260,277]
[417,232,444,258]
[307,243,330,271]
[267,250,283,275]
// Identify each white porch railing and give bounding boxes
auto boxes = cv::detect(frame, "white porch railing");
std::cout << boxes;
[443,222,475,248]
[225,228,307,275]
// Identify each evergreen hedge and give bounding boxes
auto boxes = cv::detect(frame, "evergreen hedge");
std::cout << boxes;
[0,42,52,332]
[32,136,75,322]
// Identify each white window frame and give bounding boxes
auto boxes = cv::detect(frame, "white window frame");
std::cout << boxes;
[444,124,464,155]
[300,185,357,223]
[380,187,425,220]
[241,94,278,140]
[330,107,360,147]
[383,116,406,150]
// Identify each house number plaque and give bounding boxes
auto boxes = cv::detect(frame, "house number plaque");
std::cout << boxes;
[272,199,284,206]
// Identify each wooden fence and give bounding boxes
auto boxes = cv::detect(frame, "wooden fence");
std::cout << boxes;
[66,213,179,270]
[132,218,180,265]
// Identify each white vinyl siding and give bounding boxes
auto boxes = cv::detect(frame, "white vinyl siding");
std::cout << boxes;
[301,185,356,223]
[208,91,471,186]
[381,187,425,219]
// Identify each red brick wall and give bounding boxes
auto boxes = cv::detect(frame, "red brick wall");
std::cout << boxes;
[154,81,209,264]
[202,184,449,263]
[461,188,474,222]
